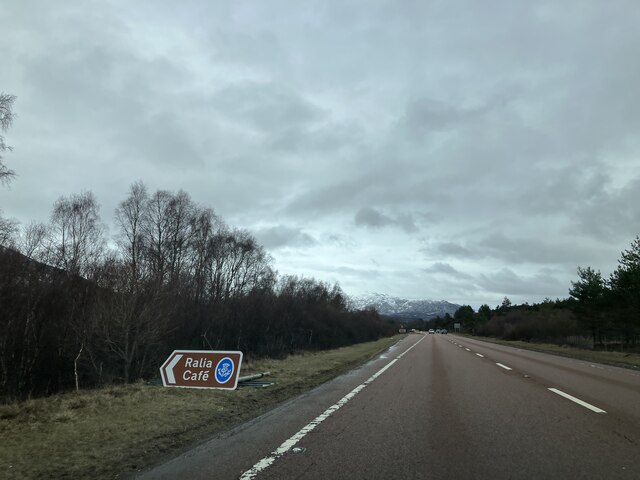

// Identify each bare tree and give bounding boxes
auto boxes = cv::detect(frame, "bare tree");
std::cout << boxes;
[144,190,172,285]
[164,190,195,285]
[115,181,149,293]
[216,229,270,300]
[49,191,105,277]
[20,221,49,260]
[187,206,220,302]
[96,263,170,383]
[0,93,16,184]
[0,210,18,247]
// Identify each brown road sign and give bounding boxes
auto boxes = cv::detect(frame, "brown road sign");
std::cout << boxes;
[160,350,243,390]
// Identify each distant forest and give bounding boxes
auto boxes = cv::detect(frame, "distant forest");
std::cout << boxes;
[0,184,394,400]
[425,237,640,350]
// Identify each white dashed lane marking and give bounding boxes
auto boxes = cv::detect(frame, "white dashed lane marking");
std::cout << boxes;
[454,339,615,415]
[548,388,607,414]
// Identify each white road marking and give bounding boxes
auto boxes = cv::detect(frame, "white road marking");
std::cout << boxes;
[465,348,471,352]
[239,336,424,479]
[458,345,463,348]
[496,363,512,371]
[548,388,607,414]
[397,334,427,359]
[476,353,484,358]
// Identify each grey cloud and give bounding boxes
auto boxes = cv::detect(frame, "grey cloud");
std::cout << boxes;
[209,29,290,77]
[395,213,418,233]
[323,265,383,278]
[286,176,374,216]
[516,164,612,218]
[2,0,639,306]
[477,268,566,297]
[424,262,473,280]
[285,164,450,221]
[474,234,591,266]
[354,207,418,233]
[325,233,359,249]
[399,96,511,140]
[211,82,324,134]
[421,276,483,305]
[354,207,394,228]
[202,80,366,180]
[402,99,467,137]
[116,114,205,169]
[253,225,317,250]
[431,242,475,259]
[268,122,364,155]
[571,176,640,241]
[429,233,612,269]
[17,27,203,172]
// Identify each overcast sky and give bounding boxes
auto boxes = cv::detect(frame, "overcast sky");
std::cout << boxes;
[2,0,639,307]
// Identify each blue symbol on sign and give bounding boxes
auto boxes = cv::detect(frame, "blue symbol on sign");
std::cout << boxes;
[215,357,234,384]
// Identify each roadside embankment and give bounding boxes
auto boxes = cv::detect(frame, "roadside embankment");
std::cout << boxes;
[0,335,401,480]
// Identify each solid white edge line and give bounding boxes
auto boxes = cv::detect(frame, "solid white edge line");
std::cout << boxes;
[476,353,484,358]
[496,363,512,371]
[548,388,607,414]
[239,336,424,479]
[397,334,427,359]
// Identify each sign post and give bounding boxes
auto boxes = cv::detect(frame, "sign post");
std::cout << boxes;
[160,350,243,390]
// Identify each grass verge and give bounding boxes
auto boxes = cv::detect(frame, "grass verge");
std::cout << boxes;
[458,334,640,370]
[0,335,401,480]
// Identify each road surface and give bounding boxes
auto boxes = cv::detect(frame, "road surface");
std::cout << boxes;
[137,334,640,479]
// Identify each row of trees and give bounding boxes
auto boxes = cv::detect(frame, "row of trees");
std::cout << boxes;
[13,186,276,303]
[0,184,393,400]
[568,236,640,347]
[437,237,640,348]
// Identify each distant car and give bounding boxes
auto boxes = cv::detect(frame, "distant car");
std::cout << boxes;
[428,329,435,334]
[441,329,448,334]
[435,329,441,334]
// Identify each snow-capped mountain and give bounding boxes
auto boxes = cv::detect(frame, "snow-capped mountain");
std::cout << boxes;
[350,293,460,320]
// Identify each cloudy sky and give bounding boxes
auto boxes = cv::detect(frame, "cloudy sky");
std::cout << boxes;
[1,0,639,307]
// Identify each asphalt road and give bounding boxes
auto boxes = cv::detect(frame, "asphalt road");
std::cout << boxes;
[138,334,640,480]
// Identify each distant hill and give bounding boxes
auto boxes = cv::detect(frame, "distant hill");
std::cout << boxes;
[351,293,460,320]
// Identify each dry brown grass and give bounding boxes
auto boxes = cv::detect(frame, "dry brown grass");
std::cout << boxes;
[0,335,401,479]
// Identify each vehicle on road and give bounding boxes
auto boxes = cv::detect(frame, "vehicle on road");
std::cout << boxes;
[441,329,448,334]
[428,329,435,334]
[435,329,441,334]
